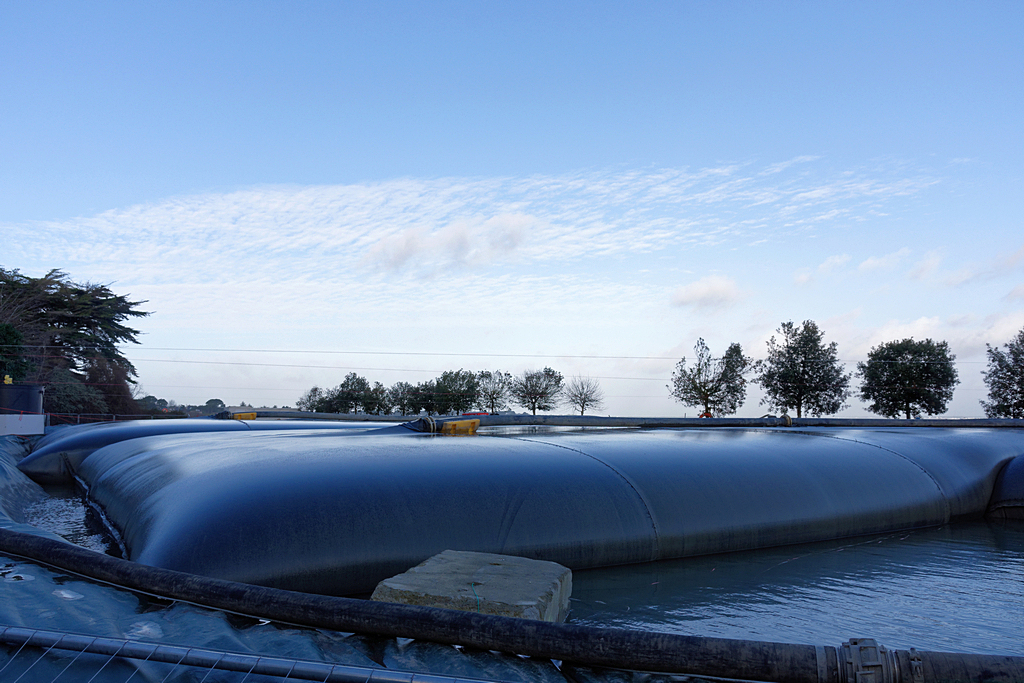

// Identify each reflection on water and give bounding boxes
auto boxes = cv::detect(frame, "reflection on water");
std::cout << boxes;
[570,522,1024,656]
[23,486,119,556]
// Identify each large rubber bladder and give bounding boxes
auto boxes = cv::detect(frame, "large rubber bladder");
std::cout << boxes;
[989,453,1024,520]
[66,426,1024,596]
[17,417,396,484]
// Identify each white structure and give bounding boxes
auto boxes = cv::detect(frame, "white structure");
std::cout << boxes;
[0,413,46,436]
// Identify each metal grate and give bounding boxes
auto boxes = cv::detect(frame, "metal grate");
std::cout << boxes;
[1,625,510,683]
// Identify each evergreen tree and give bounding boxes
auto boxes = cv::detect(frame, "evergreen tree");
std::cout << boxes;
[755,320,851,418]
[362,381,392,415]
[387,381,417,415]
[0,323,30,382]
[411,380,438,415]
[433,369,479,415]
[0,268,148,414]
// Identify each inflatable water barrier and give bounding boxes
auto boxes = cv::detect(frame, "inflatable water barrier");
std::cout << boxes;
[3,418,1024,682]
[16,420,1024,595]
[18,416,401,484]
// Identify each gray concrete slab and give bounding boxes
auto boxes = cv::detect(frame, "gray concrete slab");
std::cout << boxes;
[370,549,572,622]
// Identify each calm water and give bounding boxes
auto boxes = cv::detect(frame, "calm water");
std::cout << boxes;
[570,522,1024,656]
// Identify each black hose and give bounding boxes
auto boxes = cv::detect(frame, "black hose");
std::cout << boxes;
[0,527,828,682]
[2,527,1023,683]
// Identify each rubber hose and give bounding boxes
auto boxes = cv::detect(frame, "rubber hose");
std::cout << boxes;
[3,528,1024,682]
[0,527,828,682]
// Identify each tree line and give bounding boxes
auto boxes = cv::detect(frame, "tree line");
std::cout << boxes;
[296,368,607,416]
[4,269,1023,420]
[669,320,1024,419]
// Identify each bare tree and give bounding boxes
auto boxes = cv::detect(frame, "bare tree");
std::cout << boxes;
[476,370,512,413]
[510,367,564,415]
[564,375,606,415]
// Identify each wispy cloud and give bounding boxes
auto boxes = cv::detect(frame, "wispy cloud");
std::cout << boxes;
[793,253,851,286]
[908,251,942,280]
[817,254,851,274]
[996,244,1024,270]
[4,160,939,288]
[932,243,1024,287]
[859,247,910,271]
[866,316,944,344]
[671,275,742,310]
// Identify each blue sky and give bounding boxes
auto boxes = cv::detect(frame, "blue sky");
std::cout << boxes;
[2,2,1022,416]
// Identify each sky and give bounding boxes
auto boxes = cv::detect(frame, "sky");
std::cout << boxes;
[2,1,1022,416]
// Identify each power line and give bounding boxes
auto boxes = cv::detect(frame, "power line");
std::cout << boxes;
[0,343,992,363]
[126,358,686,381]
[119,345,986,363]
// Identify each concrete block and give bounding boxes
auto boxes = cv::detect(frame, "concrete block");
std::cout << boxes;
[370,549,572,622]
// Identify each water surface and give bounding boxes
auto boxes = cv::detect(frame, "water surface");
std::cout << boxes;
[571,522,1024,656]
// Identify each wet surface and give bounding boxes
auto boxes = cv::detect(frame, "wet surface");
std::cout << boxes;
[22,485,120,556]
[570,521,1024,656]
[0,553,566,683]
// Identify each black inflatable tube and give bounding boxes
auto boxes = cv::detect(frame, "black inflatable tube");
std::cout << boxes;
[3,528,1024,683]
[232,410,1024,429]
[989,454,1024,520]
[457,415,1024,429]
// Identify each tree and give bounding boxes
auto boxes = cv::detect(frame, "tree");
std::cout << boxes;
[411,380,438,415]
[564,375,606,415]
[204,398,227,415]
[0,323,30,382]
[433,369,479,415]
[476,370,512,413]
[337,372,372,413]
[0,267,148,414]
[138,395,168,412]
[137,395,185,416]
[296,373,372,413]
[510,368,563,415]
[982,327,1024,418]
[85,356,140,415]
[668,339,750,416]
[296,386,326,412]
[43,367,109,415]
[387,381,417,415]
[362,381,392,415]
[857,338,959,419]
[755,320,851,418]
